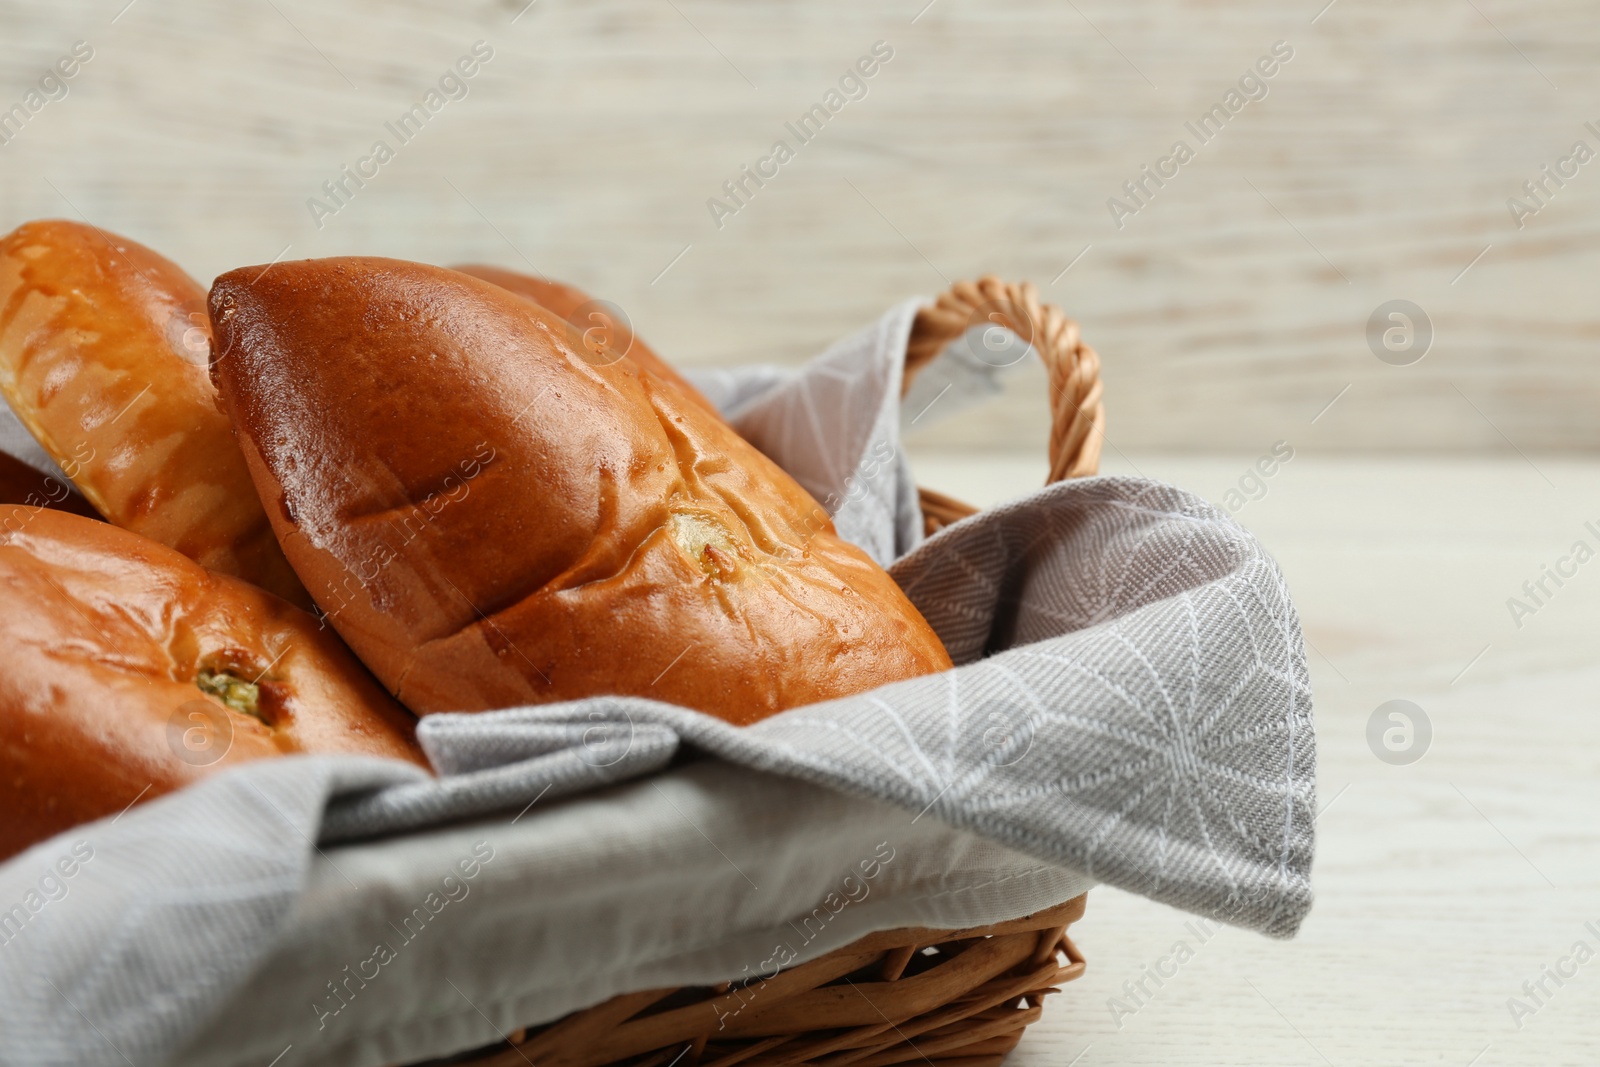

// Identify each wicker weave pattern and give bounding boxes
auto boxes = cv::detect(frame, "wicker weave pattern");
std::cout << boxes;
[447,897,1086,1067]
[907,276,1104,535]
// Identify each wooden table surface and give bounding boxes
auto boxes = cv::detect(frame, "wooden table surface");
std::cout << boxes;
[3,2,1597,1062]
[3,0,1598,454]
[913,449,1600,1066]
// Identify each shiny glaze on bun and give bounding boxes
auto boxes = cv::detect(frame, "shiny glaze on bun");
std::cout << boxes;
[0,506,426,860]
[209,257,951,723]
[453,263,716,413]
[0,220,308,606]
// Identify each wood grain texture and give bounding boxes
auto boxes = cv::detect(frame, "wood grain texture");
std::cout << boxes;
[1,0,1596,452]
[914,450,1600,1065]
[3,6,1599,1060]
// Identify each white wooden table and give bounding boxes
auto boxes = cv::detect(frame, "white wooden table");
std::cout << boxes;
[911,450,1600,1066]
[4,2,1598,1061]
[3,0,1598,454]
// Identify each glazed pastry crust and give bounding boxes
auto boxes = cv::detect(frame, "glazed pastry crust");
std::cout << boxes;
[0,505,426,861]
[210,257,952,723]
[454,263,718,414]
[0,220,308,606]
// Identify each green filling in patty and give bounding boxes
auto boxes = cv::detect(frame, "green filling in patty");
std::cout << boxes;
[196,670,263,720]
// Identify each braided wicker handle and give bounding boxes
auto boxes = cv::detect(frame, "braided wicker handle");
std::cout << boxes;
[905,276,1105,535]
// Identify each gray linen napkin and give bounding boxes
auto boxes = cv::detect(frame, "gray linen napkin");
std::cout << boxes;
[0,298,1314,1067]
[325,473,1314,943]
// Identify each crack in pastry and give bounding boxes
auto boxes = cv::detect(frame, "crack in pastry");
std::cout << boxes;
[0,504,427,861]
[209,257,951,725]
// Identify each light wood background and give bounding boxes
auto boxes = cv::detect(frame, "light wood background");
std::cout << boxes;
[2,0,1597,453]
[932,451,1600,1066]
[5,4,1600,1064]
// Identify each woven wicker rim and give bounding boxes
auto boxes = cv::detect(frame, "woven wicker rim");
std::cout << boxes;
[908,275,1105,534]
[443,896,1087,1067]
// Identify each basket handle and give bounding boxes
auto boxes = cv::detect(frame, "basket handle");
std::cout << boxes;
[905,276,1105,534]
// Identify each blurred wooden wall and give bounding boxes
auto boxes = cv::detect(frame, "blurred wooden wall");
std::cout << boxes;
[1,0,1595,453]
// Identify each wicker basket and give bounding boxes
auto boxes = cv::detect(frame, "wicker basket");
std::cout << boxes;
[435,276,1106,1067]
